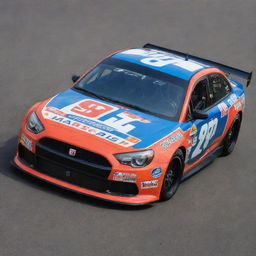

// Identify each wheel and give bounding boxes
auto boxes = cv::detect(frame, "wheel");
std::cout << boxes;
[160,149,184,201]
[220,114,241,157]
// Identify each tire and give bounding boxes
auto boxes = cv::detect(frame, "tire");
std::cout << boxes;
[160,149,184,201]
[220,114,241,157]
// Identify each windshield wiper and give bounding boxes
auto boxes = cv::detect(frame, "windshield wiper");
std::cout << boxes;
[74,87,110,102]
[74,87,154,116]
[103,97,155,116]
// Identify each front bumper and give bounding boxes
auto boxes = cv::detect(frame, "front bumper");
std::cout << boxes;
[13,155,158,205]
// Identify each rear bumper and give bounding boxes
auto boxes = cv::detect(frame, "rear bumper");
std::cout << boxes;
[12,155,158,205]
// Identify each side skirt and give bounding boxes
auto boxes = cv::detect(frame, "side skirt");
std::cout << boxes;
[181,145,223,181]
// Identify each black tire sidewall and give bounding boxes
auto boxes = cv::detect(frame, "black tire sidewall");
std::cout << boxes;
[160,149,184,201]
[221,114,241,156]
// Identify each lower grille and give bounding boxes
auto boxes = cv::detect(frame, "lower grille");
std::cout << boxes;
[38,138,111,169]
[18,144,138,197]
[18,144,36,167]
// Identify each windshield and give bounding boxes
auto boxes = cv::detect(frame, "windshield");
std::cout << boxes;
[74,58,188,121]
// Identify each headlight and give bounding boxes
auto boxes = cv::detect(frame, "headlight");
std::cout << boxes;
[26,112,44,134]
[114,150,154,168]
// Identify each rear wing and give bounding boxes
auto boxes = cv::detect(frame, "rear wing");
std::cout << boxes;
[143,43,252,87]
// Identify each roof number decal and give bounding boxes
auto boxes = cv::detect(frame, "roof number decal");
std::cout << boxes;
[122,49,203,71]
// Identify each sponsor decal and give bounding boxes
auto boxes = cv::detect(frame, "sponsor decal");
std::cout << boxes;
[234,100,242,110]
[141,180,158,189]
[42,99,144,147]
[218,102,229,117]
[61,99,150,133]
[192,136,197,146]
[160,131,183,149]
[151,168,162,178]
[113,172,137,183]
[45,114,133,146]
[20,134,32,151]
[68,148,77,156]
[43,107,66,117]
[227,94,238,106]
[190,124,198,136]
[126,136,140,144]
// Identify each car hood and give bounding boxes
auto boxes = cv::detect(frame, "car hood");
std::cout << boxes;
[41,89,181,149]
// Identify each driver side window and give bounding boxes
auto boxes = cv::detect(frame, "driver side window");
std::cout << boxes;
[186,78,209,121]
[208,73,232,104]
[191,78,209,111]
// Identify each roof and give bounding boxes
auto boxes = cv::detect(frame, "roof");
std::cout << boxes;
[111,48,209,80]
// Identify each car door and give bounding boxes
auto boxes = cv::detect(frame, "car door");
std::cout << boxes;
[186,74,230,164]
[205,72,232,145]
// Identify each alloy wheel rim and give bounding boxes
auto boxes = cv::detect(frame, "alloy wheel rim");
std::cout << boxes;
[227,121,238,149]
[163,157,181,192]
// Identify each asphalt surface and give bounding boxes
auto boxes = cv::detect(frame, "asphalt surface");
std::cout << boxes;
[1,1,256,255]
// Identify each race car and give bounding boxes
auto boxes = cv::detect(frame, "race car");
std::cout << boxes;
[13,43,252,205]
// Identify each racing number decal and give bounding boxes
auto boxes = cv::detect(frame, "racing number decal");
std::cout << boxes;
[141,57,202,71]
[104,112,145,133]
[191,118,218,158]
[71,100,113,118]
[62,99,150,134]
[122,49,203,71]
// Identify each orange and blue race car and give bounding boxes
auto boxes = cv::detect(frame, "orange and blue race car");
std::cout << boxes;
[13,44,252,205]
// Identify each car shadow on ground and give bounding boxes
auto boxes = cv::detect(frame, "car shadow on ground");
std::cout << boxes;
[0,136,152,210]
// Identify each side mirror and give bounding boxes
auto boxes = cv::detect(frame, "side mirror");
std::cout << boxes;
[71,74,80,83]
[193,110,208,119]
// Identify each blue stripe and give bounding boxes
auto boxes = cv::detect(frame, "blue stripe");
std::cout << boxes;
[112,50,206,80]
